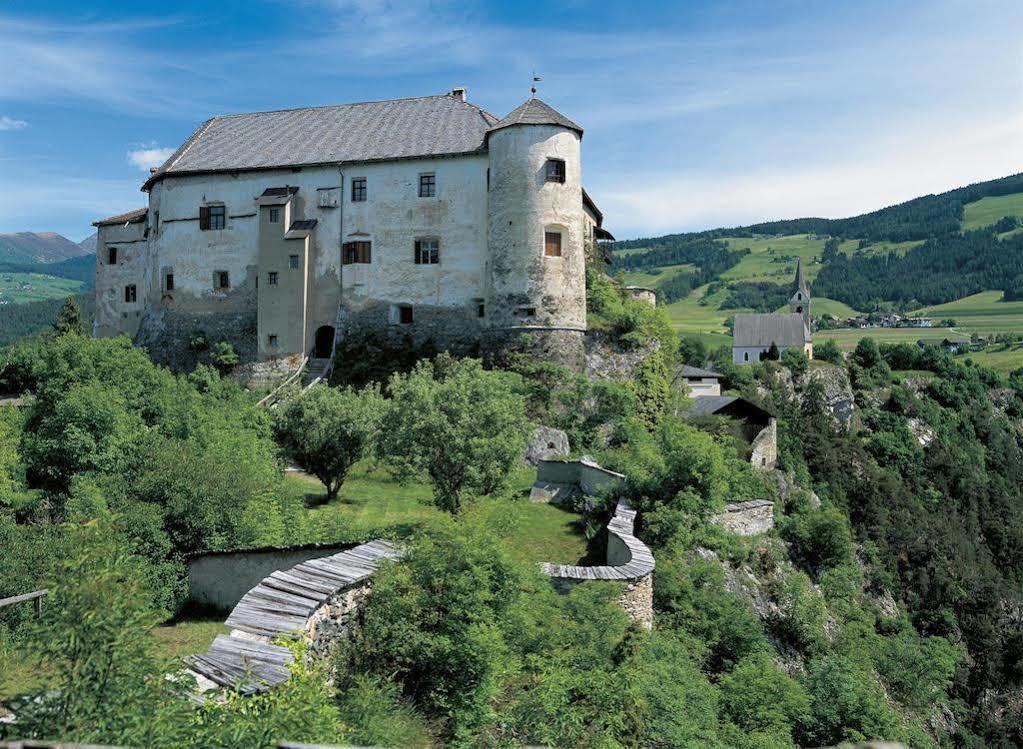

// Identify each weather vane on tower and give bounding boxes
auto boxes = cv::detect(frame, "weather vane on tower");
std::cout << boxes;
[531,70,542,96]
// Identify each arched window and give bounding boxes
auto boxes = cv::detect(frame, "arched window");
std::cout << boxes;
[743,352,749,362]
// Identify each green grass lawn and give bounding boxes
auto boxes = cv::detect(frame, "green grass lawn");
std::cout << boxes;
[0,272,83,304]
[718,234,842,284]
[618,263,694,289]
[284,460,592,566]
[916,291,1023,334]
[962,193,1023,231]
[852,240,925,257]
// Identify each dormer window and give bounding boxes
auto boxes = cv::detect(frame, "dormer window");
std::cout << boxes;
[545,158,566,183]
[269,207,280,223]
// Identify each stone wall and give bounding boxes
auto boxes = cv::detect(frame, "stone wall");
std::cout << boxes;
[303,580,373,657]
[750,417,778,471]
[584,331,659,381]
[232,355,305,391]
[713,499,775,536]
[529,457,626,506]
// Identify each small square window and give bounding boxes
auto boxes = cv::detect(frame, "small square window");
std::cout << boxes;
[289,254,300,269]
[268,271,279,286]
[414,238,439,265]
[108,247,117,265]
[545,158,566,183]
[269,207,280,223]
[124,284,137,303]
[351,177,367,202]
[268,334,278,347]
[419,173,436,198]
[477,302,485,318]
[214,271,230,290]
[399,304,414,324]
[544,231,562,257]
[165,273,174,292]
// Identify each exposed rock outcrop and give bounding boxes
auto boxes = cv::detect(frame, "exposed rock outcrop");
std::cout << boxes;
[523,425,570,465]
[584,331,659,381]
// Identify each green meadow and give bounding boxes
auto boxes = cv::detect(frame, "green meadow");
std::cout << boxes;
[961,192,1023,230]
[0,272,83,304]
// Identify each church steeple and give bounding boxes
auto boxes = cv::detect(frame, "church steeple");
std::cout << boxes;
[789,259,810,325]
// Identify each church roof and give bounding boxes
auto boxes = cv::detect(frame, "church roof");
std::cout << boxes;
[143,93,499,191]
[677,365,721,379]
[793,258,810,296]
[486,97,583,139]
[733,313,811,348]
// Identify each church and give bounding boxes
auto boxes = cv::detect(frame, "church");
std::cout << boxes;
[732,260,813,364]
[92,89,612,373]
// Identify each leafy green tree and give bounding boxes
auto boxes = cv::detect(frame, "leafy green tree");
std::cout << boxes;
[805,655,900,746]
[210,340,240,372]
[719,652,811,745]
[781,348,809,377]
[762,342,781,361]
[53,296,85,336]
[814,339,843,364]
[380,356,529,513]
[273,384,385,501]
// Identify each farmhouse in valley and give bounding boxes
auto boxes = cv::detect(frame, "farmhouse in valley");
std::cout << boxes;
[93,90,613,373]
[732,260,813,364]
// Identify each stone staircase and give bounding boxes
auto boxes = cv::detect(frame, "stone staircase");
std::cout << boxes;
[302,357,331,388]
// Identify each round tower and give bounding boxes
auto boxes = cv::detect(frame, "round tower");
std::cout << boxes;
[483,98,587,369]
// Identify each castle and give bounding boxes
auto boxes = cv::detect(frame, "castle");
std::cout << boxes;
[731,260,813,364]
[93,90,613,373]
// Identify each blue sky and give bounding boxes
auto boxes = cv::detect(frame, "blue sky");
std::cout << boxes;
[1,0,1021,241]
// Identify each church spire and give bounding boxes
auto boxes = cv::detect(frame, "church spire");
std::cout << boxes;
[790,258,810,325]
[793,258,809,296]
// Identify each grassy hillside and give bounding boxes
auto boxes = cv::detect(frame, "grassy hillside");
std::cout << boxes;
[0,272,84,304]
[613,174,1023,371]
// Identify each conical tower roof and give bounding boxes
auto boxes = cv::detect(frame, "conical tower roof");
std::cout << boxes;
[793,258,810,295]
[486,97,583,139]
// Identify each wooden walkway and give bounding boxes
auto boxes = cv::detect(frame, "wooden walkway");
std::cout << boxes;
[184,539,400,694]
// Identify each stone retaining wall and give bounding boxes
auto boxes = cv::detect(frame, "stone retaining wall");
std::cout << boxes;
[750,418,778,471]
[713,499,775,536]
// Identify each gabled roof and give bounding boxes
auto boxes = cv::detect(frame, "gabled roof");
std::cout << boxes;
[93,207,147,227]
[687,395,774,421]
[733,313,811,348]
[285,219,318,239]
[143,93,499,191]
[256,186,300,206]
[677,365,721,379]
[486,97,583,139]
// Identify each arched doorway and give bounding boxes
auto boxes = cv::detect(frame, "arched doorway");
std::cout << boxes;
[314,325,335,358]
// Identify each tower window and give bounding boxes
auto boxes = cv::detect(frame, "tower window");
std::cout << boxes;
[477,302,485,318]
[214,271,230,290]
[545,158,566,183]
[343,241,372,264]
[414,238,440,265]
[268,272,279,286]
[289,254,300,269]
[396,304,414,324]
[124,284,137,303]
[108,247,118,265]
[165,273,174,292]
[419,173,436,198]
[351,177,367,202]
[269,207,280,223]
[544,231,562,257]
[268,334,278,347]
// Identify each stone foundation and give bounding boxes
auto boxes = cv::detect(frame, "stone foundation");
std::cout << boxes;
[482,327,586,372]
[713,500,775,536]
[232,355,305,391]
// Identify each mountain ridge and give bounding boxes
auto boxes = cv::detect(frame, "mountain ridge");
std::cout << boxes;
[0,231,95,264]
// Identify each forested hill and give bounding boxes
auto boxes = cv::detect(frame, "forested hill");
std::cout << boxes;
[617,172,1023,249]
[612,172,1023,314]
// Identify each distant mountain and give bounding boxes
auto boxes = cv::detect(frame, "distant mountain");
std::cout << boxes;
[78,232,98,254]
[0,231,94,264]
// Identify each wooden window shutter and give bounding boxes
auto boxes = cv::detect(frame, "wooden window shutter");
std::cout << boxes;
[199,205,210,230]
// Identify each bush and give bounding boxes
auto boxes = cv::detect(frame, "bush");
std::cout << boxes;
[719,652,811,743]
[209,340,239,372]
[814,339,843,365]
[781,348,809,377]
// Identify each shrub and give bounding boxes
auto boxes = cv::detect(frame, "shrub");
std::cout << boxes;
[719,652,811,742]
[781,348,809,377]
[209,340,239,372]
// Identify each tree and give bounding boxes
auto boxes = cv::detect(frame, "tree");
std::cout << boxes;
[761,342,781,361]
[815,339,843,365]
[273,384,384,501]
[53,296,84,336]
[210,340,239,372]
[379,356,529,513]
[781,348,809,377]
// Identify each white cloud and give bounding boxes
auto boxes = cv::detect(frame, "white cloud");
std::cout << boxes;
[127,147,175,172]
[0,116,27,131]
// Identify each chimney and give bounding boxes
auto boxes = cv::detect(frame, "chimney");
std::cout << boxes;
[451,87,467,102]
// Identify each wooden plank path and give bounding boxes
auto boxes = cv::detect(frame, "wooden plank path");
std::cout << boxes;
[183,539,400,694]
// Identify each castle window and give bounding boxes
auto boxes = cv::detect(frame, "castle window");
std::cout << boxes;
[269,207,280,223]
[268,271,279,286]
[214,270,230,290]
[544,231,562,257]
[477,302,485,318]
[153,211,159,235]
[414,238,439,265]
[124,284,137,303]
[419,173,436,198]
[393,304,413,324]
[545,158,566,183]
[351,177,367,202]
[268,334,278,347]
[343,241,372,264]
[200,204,225,230]
[165,273,174,292]
[108,247,117,265]
[289,254,300,269]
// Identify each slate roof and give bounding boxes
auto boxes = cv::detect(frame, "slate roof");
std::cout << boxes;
[688,395,773,421]
[678,364,720,379]
[256,186,300,205]
[93,207,147,226]
[486,97,583,139]
[733,313,810,348]
[143,93,499,190]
